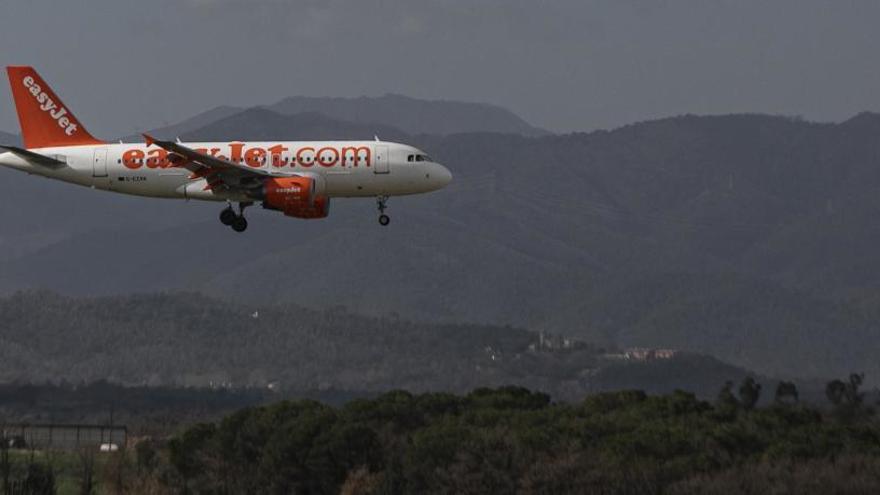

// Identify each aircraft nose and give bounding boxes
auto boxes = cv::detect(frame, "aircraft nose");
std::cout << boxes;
[435,163,452,188]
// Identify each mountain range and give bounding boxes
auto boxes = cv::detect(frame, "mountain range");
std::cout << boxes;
[0,98,878,383]
[266,93,548,136]
[121,94,546,142]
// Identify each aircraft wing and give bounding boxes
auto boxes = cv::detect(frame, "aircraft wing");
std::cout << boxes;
[143,134,293,194]
[0,144,66,168]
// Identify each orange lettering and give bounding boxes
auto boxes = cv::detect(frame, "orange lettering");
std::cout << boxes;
[268,144,288,167]
[317,147,339,167]
[296,147,316,168]
[341,146,371,167]
[122,149,145,169]
[229,142,245,163]
[245,147,266,168]
[209,148,228,161]
[147,148,168,168]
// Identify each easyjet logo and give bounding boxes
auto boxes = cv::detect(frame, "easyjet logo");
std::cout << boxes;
[22,76,78,136]
[121,143,372,170]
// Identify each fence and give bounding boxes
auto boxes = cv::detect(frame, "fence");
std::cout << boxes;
[1,423,127,451]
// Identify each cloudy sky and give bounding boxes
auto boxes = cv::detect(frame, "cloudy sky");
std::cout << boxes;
[1,0,879,136]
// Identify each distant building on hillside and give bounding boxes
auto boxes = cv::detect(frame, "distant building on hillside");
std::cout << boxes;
[528,332,589,352]
[484,346,503,362]
[622,348,678,361]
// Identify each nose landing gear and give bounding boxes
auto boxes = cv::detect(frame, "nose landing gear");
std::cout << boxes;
[220,201,251,233]
[376,196,390,226]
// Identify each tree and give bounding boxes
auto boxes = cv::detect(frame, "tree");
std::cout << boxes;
[77,446,97,495]
[826,374,865,409]
[159,386,880,495]
[102,447,133,495]
[826,379,846,406]
[167,422,217,493]
[774,381,799,405]
[25,462,56,495]
[738,377,762,410]
[135,439,158,476]
[339,466,382,495]
[716,381,740,416]
[844,373,865,406]
[0,421,10,495]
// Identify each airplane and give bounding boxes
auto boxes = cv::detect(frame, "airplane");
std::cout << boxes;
[0,66,452,232]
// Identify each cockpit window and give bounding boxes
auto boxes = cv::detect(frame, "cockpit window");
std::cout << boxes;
[407,153,433,163]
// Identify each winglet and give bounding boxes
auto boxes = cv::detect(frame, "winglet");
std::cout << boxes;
[143,133,156,146]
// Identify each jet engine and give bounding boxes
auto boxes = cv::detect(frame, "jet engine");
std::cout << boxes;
[261,176,330,219]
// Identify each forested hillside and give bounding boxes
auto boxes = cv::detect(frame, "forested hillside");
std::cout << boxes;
[0,291,753,399]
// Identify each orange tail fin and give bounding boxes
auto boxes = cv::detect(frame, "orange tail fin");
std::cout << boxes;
[6,66,104,149]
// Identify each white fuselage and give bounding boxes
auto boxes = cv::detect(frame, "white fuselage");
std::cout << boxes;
[0,140,452,202]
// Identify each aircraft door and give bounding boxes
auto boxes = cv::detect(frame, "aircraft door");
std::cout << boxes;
[92,148,108,177]
[374,145,389,174]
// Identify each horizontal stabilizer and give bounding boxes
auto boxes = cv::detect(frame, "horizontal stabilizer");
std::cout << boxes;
[0,144,66,168]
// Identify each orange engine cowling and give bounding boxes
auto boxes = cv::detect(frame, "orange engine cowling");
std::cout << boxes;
[263,177,330,219]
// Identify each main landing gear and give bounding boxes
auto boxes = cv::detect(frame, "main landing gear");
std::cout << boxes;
[377,196,390,226]
[220,202,251,233]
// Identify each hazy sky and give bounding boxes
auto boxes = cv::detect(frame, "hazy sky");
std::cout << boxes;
[2,0,880,136]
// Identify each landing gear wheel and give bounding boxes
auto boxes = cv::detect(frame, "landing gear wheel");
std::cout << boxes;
[231,216,248,233]
[219,208,236,226]
[376,195,390,226]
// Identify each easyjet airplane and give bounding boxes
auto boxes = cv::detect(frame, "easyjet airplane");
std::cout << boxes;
[0,66,452,232]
